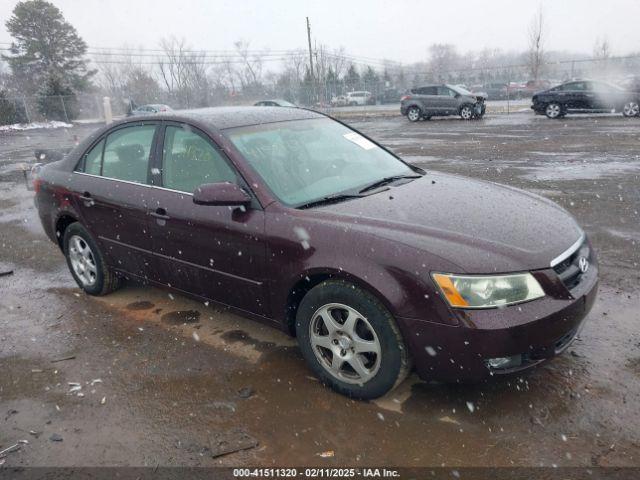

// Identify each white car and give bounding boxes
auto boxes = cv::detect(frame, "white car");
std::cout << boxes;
[330,95,348,107]
[345,91,374,106]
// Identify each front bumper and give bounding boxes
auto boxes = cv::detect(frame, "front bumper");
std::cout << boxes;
[397,264,598,383]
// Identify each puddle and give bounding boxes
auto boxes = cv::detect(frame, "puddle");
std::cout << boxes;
[126,301,155,310]
[161,309,201,325]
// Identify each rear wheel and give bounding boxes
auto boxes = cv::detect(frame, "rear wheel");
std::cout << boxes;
[622,101,639,117]
[460,105,473,120]
[63,222,121,296]
[545,102,563,119]
[295,280,410,399]
[407,106,422,122]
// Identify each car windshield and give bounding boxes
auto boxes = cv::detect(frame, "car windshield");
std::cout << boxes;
[449,84,472,95]
[225,118,416,207]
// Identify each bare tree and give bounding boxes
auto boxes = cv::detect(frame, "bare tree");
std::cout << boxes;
[428,44,458,81]
[593,36,611,60]
[527,5,546,81]
[157,37,210,108]
[233,40,264,94]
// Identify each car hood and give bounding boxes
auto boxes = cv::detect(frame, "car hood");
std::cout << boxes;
[315,172,583,273]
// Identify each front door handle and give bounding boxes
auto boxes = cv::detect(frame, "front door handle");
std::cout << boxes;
[150,208,170,222]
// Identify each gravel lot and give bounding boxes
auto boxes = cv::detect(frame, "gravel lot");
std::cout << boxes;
[1,111,639,469]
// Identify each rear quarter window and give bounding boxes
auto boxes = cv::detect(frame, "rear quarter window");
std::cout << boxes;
[77,139,104,175]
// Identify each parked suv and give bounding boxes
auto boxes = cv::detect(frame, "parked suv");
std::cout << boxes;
[532,80,640,118]
[401,84,486,121]
[346,91,374,106]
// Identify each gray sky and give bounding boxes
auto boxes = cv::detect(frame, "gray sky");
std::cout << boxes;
[1,0,639,63]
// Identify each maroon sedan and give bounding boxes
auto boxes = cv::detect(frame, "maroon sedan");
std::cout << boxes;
[33,107,598,399]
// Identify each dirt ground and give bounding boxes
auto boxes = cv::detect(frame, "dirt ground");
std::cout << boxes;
[0,112,639,469]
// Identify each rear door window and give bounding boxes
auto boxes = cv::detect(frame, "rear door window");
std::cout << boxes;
[101,125,156,184]
[161,125,237,193]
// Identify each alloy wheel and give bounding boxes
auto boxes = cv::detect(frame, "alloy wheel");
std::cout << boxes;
[546,103,561,118]
[460,106,473,120]
[68,235,97,287]
[623,101,639,117]
[407,107,421,122]
[309,303,381,385]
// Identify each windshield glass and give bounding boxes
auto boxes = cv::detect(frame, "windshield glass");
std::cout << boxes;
[449,84,472,95]
[226,118,415,206]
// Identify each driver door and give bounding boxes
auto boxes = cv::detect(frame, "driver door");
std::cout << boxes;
[436,86,459,114]
[147,122,268,315]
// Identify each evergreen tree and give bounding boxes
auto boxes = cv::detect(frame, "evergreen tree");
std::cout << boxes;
[345,65,360,90]
[0,90,17,125]
[36,75,77,121]
[362,66,379,90]
[3,0,94,95]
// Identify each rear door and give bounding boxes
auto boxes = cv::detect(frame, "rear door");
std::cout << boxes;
[71,123,159,278]
[591,81,624,111]
[414,86,438,113]
[147,122,268,315]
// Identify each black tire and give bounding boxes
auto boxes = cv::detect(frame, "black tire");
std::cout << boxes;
[295,280,410,399]
[63,222,121,296]
[406,106,422,122]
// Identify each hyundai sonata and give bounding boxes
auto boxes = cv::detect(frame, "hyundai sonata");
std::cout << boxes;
[33,107,598,399]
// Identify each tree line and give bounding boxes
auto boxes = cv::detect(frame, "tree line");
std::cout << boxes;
[1,0,639,125]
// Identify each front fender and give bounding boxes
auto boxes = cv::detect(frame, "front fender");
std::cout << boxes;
[265,207,460,327]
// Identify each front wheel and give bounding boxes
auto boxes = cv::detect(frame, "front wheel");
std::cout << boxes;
[406,106,421,122]
[545,102,563,119]
[63,222,121,295]
[460,105,473,120]
[295,280,410,399]
[622,101,639,117]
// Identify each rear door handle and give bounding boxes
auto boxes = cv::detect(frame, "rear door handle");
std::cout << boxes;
[79,191,94,206]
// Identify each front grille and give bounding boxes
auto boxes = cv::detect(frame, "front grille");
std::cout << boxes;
[553,240,590,290]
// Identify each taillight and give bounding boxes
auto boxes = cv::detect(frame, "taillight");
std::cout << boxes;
[401,95,411,101]
[31,163,43,192]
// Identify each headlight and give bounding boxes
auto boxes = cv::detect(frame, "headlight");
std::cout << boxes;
[431,272,545,309]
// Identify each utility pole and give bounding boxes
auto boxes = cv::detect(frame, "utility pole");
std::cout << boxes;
[306,17,315,104]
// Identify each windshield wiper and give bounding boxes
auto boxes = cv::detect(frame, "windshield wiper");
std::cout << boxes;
[358,174,422,194]
[297,193,363,209]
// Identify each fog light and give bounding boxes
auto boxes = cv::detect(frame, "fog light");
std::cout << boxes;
[486,355,522,370]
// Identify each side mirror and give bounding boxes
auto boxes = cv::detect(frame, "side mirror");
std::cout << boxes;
[193,182,251,207]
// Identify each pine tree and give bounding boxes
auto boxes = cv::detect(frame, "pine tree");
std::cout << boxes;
[0,91,18,125]
[3,0,94,96]
[36,75,77,122]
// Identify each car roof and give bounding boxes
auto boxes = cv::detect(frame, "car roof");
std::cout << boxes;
[126,106,324,130]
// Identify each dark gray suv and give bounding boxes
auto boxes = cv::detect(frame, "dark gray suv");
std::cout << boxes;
[401,84,486,121]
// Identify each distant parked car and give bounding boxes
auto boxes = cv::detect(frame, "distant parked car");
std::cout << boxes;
[400,84,486,121]
[128,104,173,116]
[345,91,374,106]
[254,99,297,107]
[532,80,640,118]
[482,83,509,100]
[330,95,348,107]
[378,88,402,104]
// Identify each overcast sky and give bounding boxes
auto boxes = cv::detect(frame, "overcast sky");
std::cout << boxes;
[1,0,639,63]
